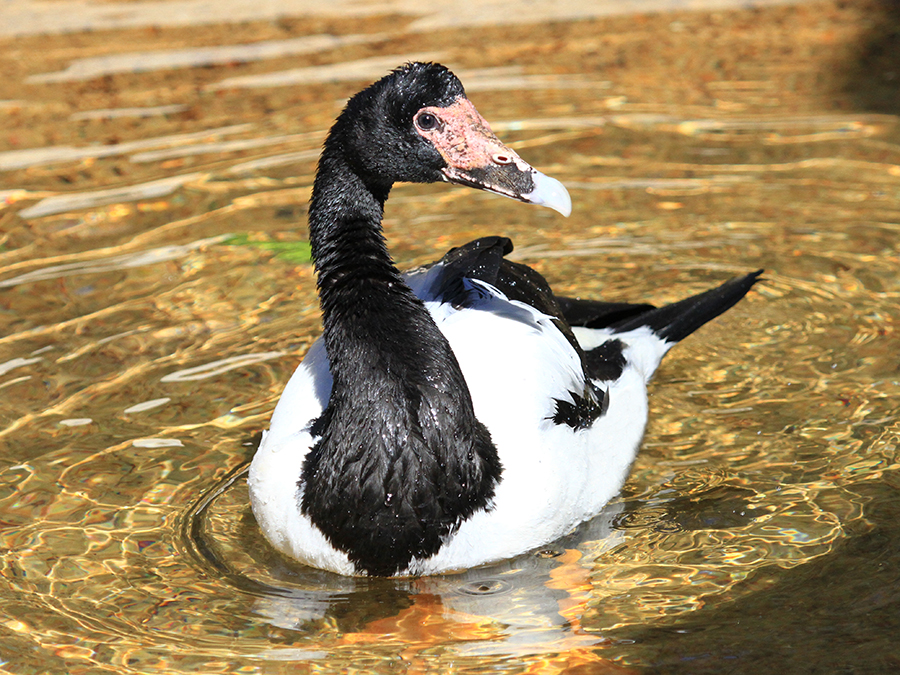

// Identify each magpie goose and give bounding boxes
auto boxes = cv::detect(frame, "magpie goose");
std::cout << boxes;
[248,62,760,577]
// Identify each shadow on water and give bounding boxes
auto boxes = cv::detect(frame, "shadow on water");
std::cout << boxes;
[841,0,900,114]
[611,473,900,675]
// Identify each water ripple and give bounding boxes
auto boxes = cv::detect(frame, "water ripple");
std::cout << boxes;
[0,236,227,288]
[28,34,383,83]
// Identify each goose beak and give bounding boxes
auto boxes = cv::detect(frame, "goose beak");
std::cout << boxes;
[442,162,572,218]
[515,169,572,217]
[419,98,572,217]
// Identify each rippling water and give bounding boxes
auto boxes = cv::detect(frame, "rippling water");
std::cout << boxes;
[2,1,899,672]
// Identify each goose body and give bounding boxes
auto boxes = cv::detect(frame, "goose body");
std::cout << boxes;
[248,63,759,577]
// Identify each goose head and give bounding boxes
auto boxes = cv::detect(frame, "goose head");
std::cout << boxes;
[326,61,572,216]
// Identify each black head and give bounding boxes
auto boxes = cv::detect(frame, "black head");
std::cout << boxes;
[322,61,571,216]
[327,62,466,186]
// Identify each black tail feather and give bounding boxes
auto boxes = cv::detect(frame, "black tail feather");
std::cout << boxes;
[609,271,763,342]
[555,297,657,329]
[439,238,760,355]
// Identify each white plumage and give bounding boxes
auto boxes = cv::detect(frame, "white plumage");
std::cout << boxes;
[250,262,669,576]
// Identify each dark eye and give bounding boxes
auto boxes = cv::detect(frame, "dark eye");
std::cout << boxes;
[415,112,440,131]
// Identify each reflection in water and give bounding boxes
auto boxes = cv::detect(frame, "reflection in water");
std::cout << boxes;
[188,462,624,667]
[18,174,207,220]
[208,53,445,90]
[123,397,172,414]
[1,0,809,38]
[0,235,227,287]
[210,58,612,92]
[1,0,900,673]
[28,34,383,83]
[0,124,255,171]
[70,105,192,121]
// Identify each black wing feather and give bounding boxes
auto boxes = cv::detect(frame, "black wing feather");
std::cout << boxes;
[555,297,656,329]
[432,237,584,356]
[430,238,761,384]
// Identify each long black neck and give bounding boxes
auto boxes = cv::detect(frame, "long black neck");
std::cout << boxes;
[300,146,502,577]
[308,150,404,380]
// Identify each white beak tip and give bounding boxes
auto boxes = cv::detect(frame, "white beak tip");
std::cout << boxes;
[524,171,572,217]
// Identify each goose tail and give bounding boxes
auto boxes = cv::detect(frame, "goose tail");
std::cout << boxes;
[562,271,762,384]
[612,270,763,343]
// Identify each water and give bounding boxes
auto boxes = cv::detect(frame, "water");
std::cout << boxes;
[2,1,899,672]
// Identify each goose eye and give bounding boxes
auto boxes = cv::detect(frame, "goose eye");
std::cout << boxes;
[415,112,441,132]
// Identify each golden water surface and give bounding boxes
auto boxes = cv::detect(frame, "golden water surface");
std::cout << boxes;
[1,1,899,673]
